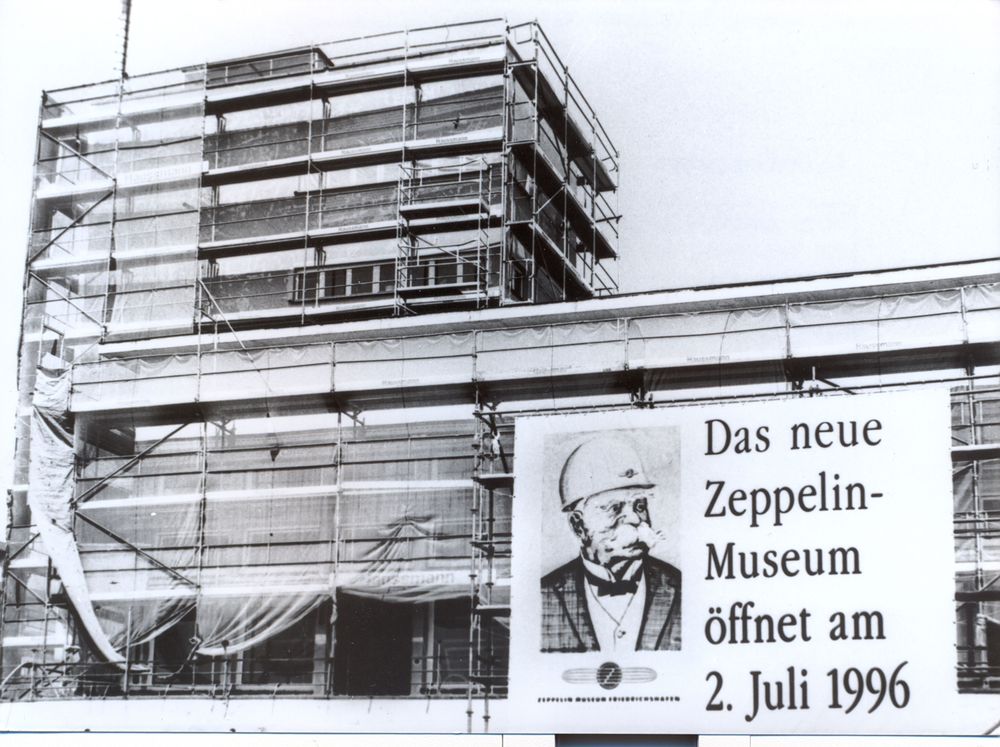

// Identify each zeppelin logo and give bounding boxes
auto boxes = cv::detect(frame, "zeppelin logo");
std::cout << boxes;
[562,664,657,690]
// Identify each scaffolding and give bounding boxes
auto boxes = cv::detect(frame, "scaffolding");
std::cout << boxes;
[467,401,513,731]
[954,383,1000,692]
[31,20,619,341]
[2,280,999,725]
[395,158,499,314]
[503,22,619,302]
[5,14,1000,735]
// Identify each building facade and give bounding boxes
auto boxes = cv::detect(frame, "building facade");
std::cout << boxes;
[1,17,999,733]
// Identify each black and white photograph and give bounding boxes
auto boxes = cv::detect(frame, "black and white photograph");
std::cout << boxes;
[0,0,997,738]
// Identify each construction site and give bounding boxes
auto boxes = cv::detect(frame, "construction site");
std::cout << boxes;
[1,15,999,733]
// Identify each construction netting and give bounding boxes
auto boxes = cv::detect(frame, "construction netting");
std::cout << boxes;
[68,282,1000,415]
[27,356,127,665]
[951,386,1000,690]
[45,402,497,662]
[15,303,1000,690]
[952,396,1000,565]
[29,67,207,341]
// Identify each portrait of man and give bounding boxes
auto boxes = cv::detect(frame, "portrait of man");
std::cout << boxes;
[540,434,682,653]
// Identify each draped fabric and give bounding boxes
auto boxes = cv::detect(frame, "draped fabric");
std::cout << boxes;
[36,381,483,664]
[340,511,474,603]
[54,284,1000,666]
[72,284,1000,418]
[194,593,325,657]
[78,497,200,650]
[27,357,127,666]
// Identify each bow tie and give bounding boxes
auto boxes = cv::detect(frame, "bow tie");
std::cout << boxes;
[585,569,640,596]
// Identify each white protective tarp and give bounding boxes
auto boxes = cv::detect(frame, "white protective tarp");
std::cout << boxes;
[627,306,788,369]
[71,451,474,660]
[33,359,341,660]
[76,486,336,658]
[475,320,626,383]
[199,344,333,402]
[964,283,1000,345]
[27,356,127,666]
[72,353,200,412]
[334,333,474,393]
[787,290,966,358]
[194,592,325,657]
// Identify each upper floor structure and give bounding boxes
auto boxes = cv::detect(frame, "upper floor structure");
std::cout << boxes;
[28,19,620,347]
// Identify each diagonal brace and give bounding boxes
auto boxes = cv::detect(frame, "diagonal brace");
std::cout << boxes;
[28,191,113,266]
[4,532,41,563]
[39,131,116,181]
[74,511,198,588]
[28,272,107,331]
[534,183,565,214]
[6,570,49,607]
[816,376,857,395]
[73,422,189,507]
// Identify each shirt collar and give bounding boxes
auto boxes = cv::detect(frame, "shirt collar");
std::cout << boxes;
[581,555,642,583]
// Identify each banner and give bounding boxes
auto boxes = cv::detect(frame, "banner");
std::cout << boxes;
[509,389,997,733]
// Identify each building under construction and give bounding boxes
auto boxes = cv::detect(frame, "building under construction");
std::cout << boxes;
[1,17,999,732]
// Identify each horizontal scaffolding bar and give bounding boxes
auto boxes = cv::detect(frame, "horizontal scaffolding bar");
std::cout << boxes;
[201,129,504,186]
[67,275,1000,422]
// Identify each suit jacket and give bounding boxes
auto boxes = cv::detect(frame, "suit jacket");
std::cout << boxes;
[540,555,681,652]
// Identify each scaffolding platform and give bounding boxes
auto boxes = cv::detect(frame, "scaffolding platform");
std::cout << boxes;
[507,219,593,297]
[952,444,1000,462]
[469,541,511,559]
[396,280,483,298]
[509,63,615,192]
[202,129,504,186]
[198,215,499,259]
[398,198,489,220]
[31,244,197,277]
[469,673,508,686]
[204,50,508,117]
[509,141,618,260]
[35,165,202,206]
[41,102,205,139]
[473,605,511,618]
[199,221,396,257]
[472,472,514,489]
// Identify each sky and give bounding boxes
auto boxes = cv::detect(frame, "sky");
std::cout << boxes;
[0,0,997,487]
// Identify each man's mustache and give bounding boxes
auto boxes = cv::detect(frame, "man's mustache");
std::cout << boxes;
[635,522,665,550]
[594,520,664,551]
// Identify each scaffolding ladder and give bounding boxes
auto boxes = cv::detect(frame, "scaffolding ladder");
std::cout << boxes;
[394,157,496,315]
[466,400,512,732]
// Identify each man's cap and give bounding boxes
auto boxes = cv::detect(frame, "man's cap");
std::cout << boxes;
[558,436,653,510]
